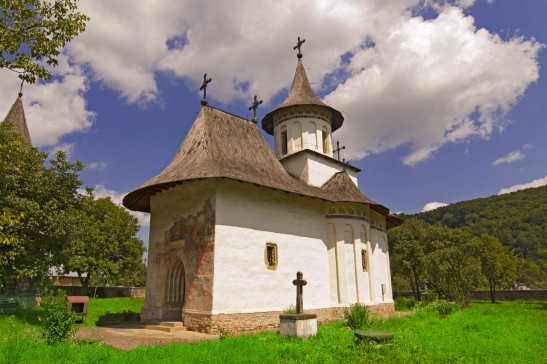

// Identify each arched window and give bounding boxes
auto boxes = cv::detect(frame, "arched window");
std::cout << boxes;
[280,127,288,155]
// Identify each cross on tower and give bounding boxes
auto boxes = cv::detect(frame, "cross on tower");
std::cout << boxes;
[293,36,306,59]
[334,141,346,162]
[248,94,263,124]
[292,271,307,314]
[200,73,212,106]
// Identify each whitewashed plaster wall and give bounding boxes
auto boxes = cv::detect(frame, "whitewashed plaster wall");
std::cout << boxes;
[212,180,332,314]
[369,227,393,303]
[280,151,359,188]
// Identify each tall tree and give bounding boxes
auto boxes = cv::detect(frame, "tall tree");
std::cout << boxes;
[426,225,482,303]
[388,218,429,300]
[479,234,517,302]
[0,0,89,83]
[0,122,83,288]
[62,191,145,288]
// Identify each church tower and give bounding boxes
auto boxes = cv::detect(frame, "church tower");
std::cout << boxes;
[261,40,359,187]
[3,92,32,147]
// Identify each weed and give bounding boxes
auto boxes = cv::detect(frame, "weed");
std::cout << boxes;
[344,302,371,329]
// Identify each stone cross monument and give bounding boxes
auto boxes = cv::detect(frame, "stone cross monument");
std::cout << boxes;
[293,271,307,314]
[279,271,317,338]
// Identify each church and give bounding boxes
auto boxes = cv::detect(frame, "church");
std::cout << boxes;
[122,42,401,334]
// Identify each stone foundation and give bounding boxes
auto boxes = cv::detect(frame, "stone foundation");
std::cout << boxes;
[183,302,395,335]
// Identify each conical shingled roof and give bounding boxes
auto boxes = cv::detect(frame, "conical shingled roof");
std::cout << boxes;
[262,60,344,135]
[3,94,32,146]
[123,106,389,215]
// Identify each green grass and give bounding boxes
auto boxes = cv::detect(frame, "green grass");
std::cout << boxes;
[1,300,545,363]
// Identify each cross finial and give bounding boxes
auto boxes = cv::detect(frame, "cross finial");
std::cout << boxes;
[200,73,212,106]
[248,95,263,124]
[335,141,346,162]
[18,79,24,97]
[293,36,306,59]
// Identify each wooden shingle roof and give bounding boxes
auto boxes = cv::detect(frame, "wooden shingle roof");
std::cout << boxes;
[261,60,344,135]
[123,106,388,216]
[3,94,32,146]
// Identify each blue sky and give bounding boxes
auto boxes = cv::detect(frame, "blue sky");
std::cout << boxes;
[1,0,545,246]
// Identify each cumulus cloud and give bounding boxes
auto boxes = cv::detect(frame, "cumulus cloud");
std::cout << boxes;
[498,176,547,195]
[0,58,95,148]
[87,161,108,171]
[421,201,449,212]
[326,6,542,165]
[492,150,525,166]
[91,184,150,229]
[1,1,541,167]
[49,143,76,159]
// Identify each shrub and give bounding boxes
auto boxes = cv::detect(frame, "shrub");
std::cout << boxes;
[415,299,460,318]
[395,296,417,310]
[40,290,77,344]
[344,303,371,330]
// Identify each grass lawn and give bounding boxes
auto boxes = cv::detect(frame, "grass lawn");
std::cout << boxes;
[0,299,545,363]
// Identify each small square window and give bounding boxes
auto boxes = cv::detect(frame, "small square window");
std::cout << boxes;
[361,250,368,272]
[265,243,278,269]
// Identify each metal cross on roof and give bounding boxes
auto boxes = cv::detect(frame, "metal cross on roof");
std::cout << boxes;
[292,271,307,314]
[293,36,306,59]
[335,141,346,162]
[248,95,263,124]
[200,73,212,106]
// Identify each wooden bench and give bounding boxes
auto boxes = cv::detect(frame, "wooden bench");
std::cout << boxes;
[354,330,394,344]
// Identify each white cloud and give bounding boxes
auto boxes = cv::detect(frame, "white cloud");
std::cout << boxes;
[87,161,108,171]
[1,1,541,167]
[49,143,76,159]
[325,6,542,165]
[0,58,95,148]
[91,184,150,230]
[498,176,547,195]
[421,201,449,212]
[492,150,525,166]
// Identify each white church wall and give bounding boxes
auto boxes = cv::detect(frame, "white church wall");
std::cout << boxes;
[357,224,373,303]
[280,150,359,188]
[213,180,331,314]
[369,226,393,304]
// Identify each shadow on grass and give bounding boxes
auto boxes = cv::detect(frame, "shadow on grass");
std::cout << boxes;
[96,310,141,327]
[14,306,42,326]
[527,301,547,311]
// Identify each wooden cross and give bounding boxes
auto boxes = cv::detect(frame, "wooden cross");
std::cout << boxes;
[293,36,306,59]
[200,73,212,106]
[293,271,307,314]
[334,141,346,162]
[248,94,263,123]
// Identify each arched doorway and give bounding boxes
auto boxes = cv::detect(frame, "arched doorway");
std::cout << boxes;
[164,259,185,321]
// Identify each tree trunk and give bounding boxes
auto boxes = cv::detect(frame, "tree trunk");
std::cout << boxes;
[489,280,496,303]
[412,268,422,301]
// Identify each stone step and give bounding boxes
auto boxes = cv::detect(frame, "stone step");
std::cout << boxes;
[160,321,184,327]
[145,322,186,332]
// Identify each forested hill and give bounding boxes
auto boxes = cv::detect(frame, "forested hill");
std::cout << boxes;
[405,186,547,262]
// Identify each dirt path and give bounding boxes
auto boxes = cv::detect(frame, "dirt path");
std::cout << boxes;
[75,324,219,350]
